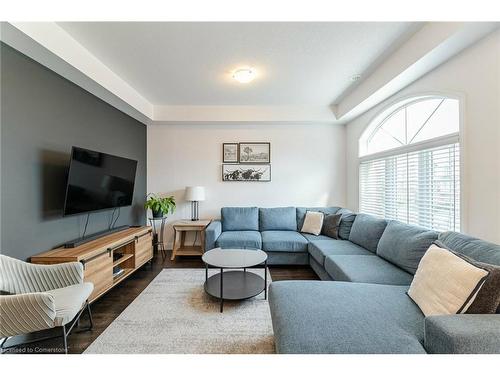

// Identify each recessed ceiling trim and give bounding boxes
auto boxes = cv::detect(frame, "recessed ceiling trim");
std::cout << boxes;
[3,22,498,126]
[336,22,500,123]
[153,105,337,124]
[1,22,153,124]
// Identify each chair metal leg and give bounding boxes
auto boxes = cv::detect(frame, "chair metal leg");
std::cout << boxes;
[86,302,94,331]
[62,326,68,354]
[0,337,7,353]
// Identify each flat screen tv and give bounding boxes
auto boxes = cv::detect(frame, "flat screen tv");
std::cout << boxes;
[63,147,138,216]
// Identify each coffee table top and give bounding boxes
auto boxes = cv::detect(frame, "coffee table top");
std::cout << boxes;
[202,248,267,268]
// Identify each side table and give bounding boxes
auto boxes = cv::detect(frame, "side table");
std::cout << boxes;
[171,219,211,261]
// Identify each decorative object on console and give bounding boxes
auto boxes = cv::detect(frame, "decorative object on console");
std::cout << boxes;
[185,186,205,221]
[322,213,342,239]
[223,143,238,163]
[300,211,324,236]
[145,193,176,218]
[239,142,270,163]
[222,164,271,182]
[407,244,490,316]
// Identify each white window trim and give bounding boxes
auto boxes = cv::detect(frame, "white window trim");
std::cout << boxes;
[359,132,459,163]
[357,92,466,233]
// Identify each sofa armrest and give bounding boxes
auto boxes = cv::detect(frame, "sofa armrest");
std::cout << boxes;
[0,293,56,337]
[424,314,500,354]
[205,220,222,251]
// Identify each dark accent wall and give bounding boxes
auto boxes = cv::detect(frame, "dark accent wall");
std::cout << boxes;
[1,43,147,260]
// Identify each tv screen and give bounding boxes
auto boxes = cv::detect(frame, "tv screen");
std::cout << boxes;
[63,147,138,216]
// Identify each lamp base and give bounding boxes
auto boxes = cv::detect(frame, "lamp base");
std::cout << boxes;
[190,201,200,221]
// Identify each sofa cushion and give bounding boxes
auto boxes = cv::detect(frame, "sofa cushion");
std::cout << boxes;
[349,214,388,252]
[221,207,259,231]
[261,231,308,253]
[308,240,373,266]
[268,281,426,353]
[336,208,357,240]
[325,255,413,285]
[377,221,438,274]
[301,233,332,242]
[215,230,262,249]
[259,207,297,231]
[296,207,341,231]
[438,231,500,266]
[48,282,94,326]
[424,314,500,354]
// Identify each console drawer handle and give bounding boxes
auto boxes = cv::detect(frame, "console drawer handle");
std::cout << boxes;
[135,231,151,242]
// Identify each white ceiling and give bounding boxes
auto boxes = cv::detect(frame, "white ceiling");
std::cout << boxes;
[57,22,421,106]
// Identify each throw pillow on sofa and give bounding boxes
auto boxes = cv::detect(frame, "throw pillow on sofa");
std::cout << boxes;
[301,211,324,236]
[408,244,490,316]
[322,213,342,239]
[434,240,500,314]
[336,208,357,240]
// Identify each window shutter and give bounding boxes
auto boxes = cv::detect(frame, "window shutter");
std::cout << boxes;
[360,143,460,232]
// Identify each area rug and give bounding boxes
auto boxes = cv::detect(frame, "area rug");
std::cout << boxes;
[84,268,275,354]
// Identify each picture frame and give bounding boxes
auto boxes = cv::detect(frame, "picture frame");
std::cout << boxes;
[238,142,271,163]
[222,143,239,163]
[222,164,271,182]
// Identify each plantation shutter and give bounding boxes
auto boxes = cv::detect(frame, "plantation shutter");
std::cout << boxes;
[360,143,460,232]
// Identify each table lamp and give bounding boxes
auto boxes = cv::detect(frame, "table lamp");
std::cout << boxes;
[185,186,205,221]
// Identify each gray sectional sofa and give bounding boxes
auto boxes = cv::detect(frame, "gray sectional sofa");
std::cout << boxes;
[204,206,500,354]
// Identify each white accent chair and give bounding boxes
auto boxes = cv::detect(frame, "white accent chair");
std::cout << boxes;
[0,254,94,353]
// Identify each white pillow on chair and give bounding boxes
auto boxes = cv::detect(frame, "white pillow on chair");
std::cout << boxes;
[300,211,324,236]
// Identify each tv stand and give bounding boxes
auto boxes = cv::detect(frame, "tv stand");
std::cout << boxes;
[31,226,153,302]
[63,225,130,248]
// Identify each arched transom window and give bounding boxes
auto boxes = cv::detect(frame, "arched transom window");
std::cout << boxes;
[359,96,460,232]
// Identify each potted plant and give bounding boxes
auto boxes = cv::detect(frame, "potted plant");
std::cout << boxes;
[144,193,176,218]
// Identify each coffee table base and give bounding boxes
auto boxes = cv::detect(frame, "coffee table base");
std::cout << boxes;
[204,270,266,312]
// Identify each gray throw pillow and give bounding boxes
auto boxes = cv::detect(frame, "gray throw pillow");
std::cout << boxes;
[336,209,356,240]
[322,214,342,239]
[435,240,500,314]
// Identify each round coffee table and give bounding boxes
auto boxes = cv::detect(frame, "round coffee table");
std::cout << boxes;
[202,248,268,312]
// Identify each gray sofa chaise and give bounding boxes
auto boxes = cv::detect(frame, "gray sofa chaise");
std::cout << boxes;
[204,206,500,354]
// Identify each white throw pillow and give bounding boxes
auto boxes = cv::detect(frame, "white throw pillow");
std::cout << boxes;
[301,211,324,236]
[407,244,489,317]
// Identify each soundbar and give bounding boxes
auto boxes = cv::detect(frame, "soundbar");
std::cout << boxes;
[63,225,130,248]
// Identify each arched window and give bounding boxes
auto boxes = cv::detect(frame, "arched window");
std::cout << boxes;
[359,95,460,232]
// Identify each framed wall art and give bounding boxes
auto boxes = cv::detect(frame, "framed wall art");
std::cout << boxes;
[222,164,271,182]
[238,142,270,163]
[222,143,239,163]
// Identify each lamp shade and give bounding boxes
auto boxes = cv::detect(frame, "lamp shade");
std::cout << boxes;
[185,186,205,201]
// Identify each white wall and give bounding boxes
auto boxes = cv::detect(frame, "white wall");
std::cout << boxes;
[148,123,346,247]
[345,30,500,243]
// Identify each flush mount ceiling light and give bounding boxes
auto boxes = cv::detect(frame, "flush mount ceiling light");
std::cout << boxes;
[232,68,256,83]
[350,74,362,82]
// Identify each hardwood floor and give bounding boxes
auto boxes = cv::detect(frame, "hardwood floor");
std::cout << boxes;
[3,251,318,354]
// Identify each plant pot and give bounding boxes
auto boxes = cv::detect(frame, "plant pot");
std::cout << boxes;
[152,210,164,218]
